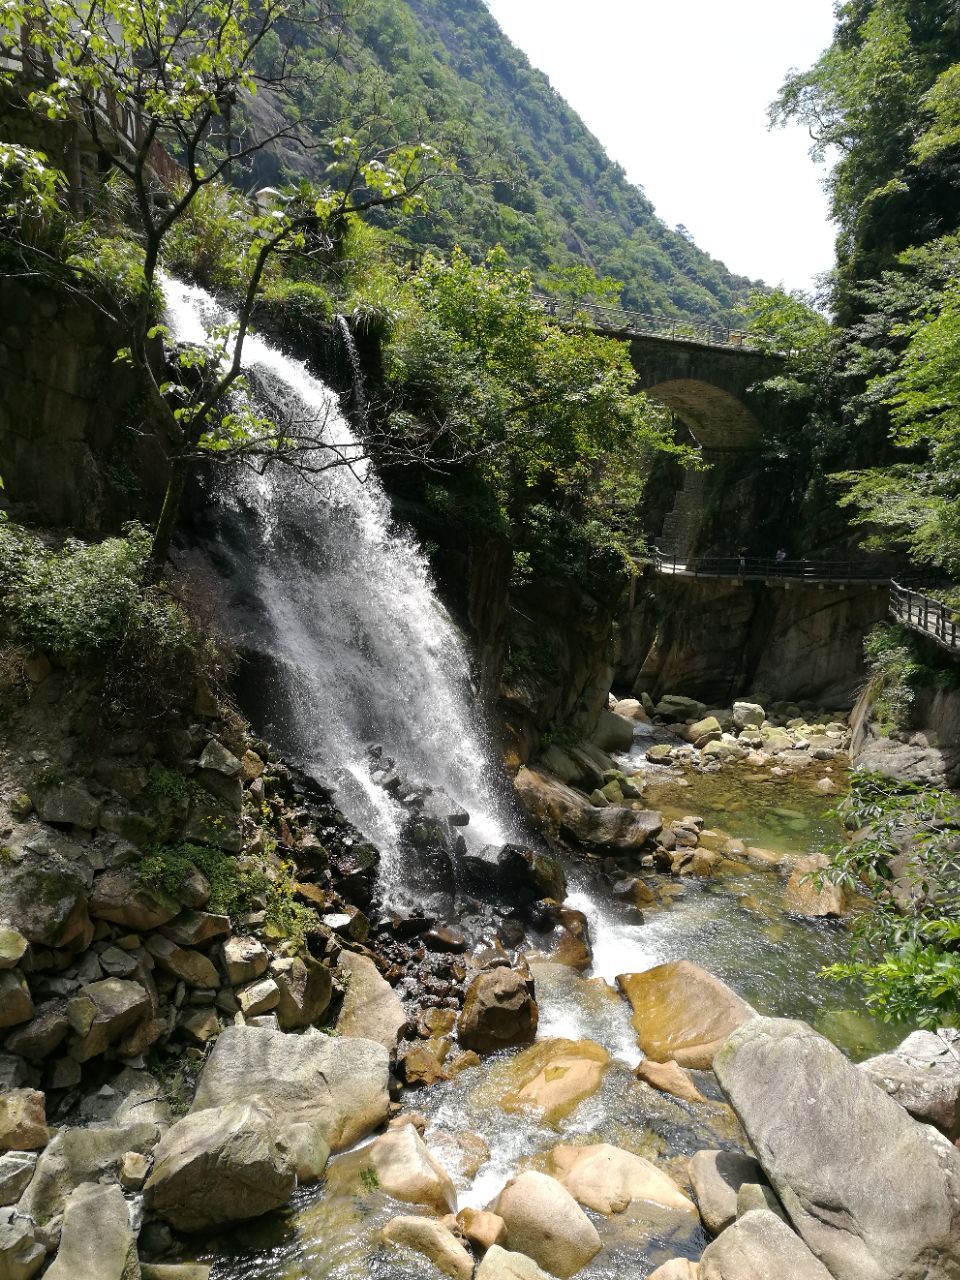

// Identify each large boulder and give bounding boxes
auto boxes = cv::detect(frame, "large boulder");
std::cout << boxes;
[45,1181,140,1280]
[617,962,753,1069]
[327,1125,455,1213]
[496,845,566,905]
[67,978,151,1061]
[689,1150,767,1235]
[335,952,406,1052]
[271,956,332,1031]
[591,709,636,752]
[498,1039,609,1125]
[648,1264,700,1280]
[144,1100,297,1232]
[89,870,179,931]
[192,1025,389,1154]
[655,695,706,722]
[548,1142,695,1215]
[860,1029,960,1138]
[700,1209,832,1279]
[0,1153,38,1207]
[514,768,662,852]
[380,1216,473,1280]
[715,1016,960,1280]
[733,701,765,729]
[457,967,537,1055]
[495,1170,602,1279]
[0,1091,47,1152]
[0,1206,44,1280]
[476,1245,553,1280]
[0,848,90,948]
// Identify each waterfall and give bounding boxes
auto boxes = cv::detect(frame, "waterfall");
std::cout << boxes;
[334,313,369,429]
[163,277,514,907]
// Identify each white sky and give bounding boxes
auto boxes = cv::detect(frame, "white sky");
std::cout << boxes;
[484,0,837,293]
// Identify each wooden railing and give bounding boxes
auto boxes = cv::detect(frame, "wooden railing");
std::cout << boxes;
[532,293,758,352]
[653,548,897,586]
[890,580,960,652]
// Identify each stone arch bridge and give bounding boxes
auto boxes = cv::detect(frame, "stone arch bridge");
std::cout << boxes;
[534,297,785,556]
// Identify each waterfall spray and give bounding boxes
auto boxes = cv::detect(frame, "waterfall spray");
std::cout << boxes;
[164,276,514,907]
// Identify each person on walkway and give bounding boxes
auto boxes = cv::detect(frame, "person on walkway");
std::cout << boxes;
[775,547,787,576]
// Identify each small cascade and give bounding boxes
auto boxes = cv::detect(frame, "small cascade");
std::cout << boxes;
[334,312,369,429]
[164,277,514,909]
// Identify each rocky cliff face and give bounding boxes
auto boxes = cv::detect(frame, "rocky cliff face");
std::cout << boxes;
[619,573,891,709]
[0,280,168,533]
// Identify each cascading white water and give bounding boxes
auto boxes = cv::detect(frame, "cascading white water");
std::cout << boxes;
[163,277,514,905]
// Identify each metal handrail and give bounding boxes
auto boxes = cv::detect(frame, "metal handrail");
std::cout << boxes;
[532,293,759,352]
[890,580,960,652]
[652,548,898,585]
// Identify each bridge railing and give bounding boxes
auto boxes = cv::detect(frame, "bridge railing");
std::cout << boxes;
[653,548,897,585]
[532,293,759,351]
[890,580,960,652]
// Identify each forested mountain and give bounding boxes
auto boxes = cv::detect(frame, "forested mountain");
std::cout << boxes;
[257,0,759,321]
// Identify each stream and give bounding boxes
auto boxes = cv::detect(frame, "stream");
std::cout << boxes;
[163,278,903,1280]
[205,746,903,1280]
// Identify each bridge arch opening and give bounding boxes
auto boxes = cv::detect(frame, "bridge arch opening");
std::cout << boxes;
[645,378,761,450]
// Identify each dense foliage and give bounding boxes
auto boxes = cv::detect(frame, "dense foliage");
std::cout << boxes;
[255,0,758,322]
[823,773,960,1027]
[0,518,219,715]
[384,249,685,595]
[758,2,960,574]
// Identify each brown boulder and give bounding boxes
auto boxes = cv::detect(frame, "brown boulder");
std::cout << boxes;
[617,961,753,1069]
[457,967,537,1055]
[548,1142,696,1215]
[0,1091,47,1151]
[498,1039,609,1124]
[634,1058,707,1104]
[784,854,846,918]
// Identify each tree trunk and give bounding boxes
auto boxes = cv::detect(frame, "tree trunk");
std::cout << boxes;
[151,455,190,567]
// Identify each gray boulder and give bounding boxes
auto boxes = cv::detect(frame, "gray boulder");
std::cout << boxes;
[475,1246,552,1280]
[45,1181,139,1280]
[33,783,101,829]
[0,1206,44,1280]
[271,956,332,1031]
[715,1016,960,1280]
[67,978,151,1061]
[0,849,90,948]
[860,1029,960,1138]
[700,1209,832,1279]
[192,1025,390,1155]
[591,709,636,753]
[144,1100,296,1232]
[19,1120,158,1225]
[0,1153,37,1207]
[89,870,179,931]
[689,1149,767,1235]
[335,952,406,1052]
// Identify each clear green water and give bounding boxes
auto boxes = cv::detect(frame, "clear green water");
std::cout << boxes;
[205,761,904,1280]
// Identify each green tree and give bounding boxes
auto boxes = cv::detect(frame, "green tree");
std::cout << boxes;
[772,0,960,313]
[1,0,448,561]
[386,248,686,588]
